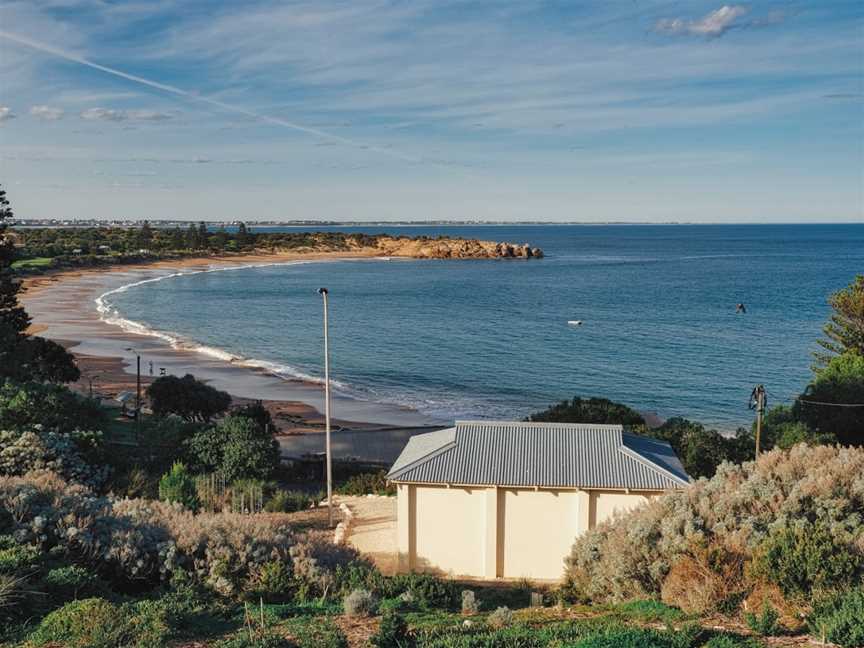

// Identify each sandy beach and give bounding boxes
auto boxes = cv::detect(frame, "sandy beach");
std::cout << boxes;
[20,252,444,462]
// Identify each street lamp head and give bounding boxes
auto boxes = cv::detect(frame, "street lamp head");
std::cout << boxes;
[317,287,328,295]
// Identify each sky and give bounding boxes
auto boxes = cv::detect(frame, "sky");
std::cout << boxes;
[0,0,862,223]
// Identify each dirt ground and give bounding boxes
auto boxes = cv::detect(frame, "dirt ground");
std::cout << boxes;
[340,495,398,575]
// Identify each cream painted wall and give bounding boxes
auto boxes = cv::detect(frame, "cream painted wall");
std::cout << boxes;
[501,489,583,580]
[594,491,653,525]
[399,484,659,580]
[413,485,486,576]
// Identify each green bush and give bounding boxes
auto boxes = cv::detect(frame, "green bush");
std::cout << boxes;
[246,560,293,603]
[158,462,199,511]
[0,538,40,574]
[186,415,280,482]
[753,524,862,598]
[265,489,315,513]
[616,599,684,624]
[387,572,459,609]
[214,629,293,648]
[702,636,763,648]
[26,597,170,648]
[0,381,107,434]
[43,565,98,601]
[809,587,864,648]
[282,616,347,648]
[744,601,780,636]
[336,470,395,496]
[372,610,411,648]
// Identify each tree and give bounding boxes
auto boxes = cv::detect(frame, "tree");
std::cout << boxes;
[185,223,199,249]
[648,417,738,479]
[146,373,231,422]
[757,404,835,450]
[136,221,153,249]
[237,222,250,246]
[796,352,864,446]
[158,462,199,510]
[169,226,184,250]
[0,185,79,383]
[527,396,645,429]
[816,275,864,367]
[185,414,279,482]
[197,221,208,248]
[0,380,107,433]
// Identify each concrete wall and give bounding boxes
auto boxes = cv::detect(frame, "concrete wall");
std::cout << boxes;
[398,483,659,581]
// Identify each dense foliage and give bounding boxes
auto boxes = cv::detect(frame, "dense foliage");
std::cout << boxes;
[0,185,79,383]
[816,274,864,366]
[147,373,231,422]
[186,414,280,483]
[527,396,646,427]
[796,351,864,446]
[566,444,864,616]
[0,380,107,434]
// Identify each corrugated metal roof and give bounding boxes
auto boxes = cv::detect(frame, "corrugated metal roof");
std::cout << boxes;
[386,420,690,490]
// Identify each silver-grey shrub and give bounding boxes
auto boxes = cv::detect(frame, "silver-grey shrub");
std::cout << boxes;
[566,444,864,604]
[0,470,293,595]
[0,427,108,488]
[487,606,513,628]
[461,589,480,615]
[343,588,377,617]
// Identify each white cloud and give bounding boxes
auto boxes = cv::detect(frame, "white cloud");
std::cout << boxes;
[80,107,126,121]
[79,107,174,122]
[0,106,16,122]
[656,5,749,38]
[30,104,64,120]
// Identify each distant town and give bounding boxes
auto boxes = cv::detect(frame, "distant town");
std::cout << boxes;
[13,218,687,228]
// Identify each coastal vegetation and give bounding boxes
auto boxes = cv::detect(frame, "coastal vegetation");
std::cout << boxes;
[1,183,862,645]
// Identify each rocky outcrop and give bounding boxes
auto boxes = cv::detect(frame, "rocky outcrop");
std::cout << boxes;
[374,236,543,260]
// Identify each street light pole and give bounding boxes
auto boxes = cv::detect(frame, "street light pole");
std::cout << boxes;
[317,287,334,528]
[126,348,142,447]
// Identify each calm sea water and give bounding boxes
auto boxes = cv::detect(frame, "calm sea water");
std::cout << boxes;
[107,224,864,429]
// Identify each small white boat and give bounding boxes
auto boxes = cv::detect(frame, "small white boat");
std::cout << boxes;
[568,320,583,326]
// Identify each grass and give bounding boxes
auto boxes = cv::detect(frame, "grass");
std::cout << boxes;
[11,256,53,270]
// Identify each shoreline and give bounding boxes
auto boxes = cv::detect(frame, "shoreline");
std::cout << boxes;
[20,251,447,460]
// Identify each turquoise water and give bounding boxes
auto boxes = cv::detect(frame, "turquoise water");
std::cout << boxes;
[107,224,864,429]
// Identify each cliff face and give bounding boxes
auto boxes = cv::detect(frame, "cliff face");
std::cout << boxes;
[374,236,543,260]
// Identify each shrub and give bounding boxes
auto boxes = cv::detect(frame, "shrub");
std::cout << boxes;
[265,489,315,513]
[43,565,98,601]
[371,610,411,648]
[158,462,199,511]
[214,629,293,648]
[282,616,348,648]
[752,524,861,598]
[461,589,480,615]
[344,588,377,617]
[487,606,513,629]
[0,471,299,593]
[336,470,395,496]
[0,537,40,574]
[744,601,780,636]
[616,599,683,624]
[187,415,280,483]
[809,587,864,648]
[567,445,864,604]
[661,547,746,614]
[702,636,763,648]
[0,427,108,488]
[26,597,170,648]
[387,572,459,609]
[147,373,231,422]
[246,560,293,602]
[0,381,107,434]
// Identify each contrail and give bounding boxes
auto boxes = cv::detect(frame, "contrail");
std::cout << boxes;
[0,29,420,163]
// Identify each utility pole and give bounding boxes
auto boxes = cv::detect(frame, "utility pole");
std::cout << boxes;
[126,347,142,448]
[749,385,766,458]
[317,288,334,528]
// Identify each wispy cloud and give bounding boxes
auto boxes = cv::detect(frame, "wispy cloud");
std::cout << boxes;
[30,104,64,120]
[79,106,174,121]
[655,5,749,38]
[0,106,16,122]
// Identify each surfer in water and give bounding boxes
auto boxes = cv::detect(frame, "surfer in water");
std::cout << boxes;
[736,303,747,314]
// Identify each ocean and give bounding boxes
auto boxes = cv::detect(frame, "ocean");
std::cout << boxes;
[104,224,864,430]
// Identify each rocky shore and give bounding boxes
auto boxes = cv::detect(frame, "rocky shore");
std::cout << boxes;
[374,236,543,259]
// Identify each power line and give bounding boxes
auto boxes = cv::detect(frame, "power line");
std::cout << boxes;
[797,398,864,408]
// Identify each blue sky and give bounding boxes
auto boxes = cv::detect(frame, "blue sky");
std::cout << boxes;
[0,0,862,222]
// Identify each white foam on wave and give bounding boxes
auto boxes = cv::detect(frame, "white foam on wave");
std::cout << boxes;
[94,260,357,391]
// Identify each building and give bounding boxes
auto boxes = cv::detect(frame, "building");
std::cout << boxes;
[386,420,689,581]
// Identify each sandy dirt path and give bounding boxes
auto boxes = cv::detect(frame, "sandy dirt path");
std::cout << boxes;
[341,495,398,575]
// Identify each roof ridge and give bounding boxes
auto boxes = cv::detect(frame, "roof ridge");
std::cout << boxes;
[456,420,624,430]
[617,442,690,487]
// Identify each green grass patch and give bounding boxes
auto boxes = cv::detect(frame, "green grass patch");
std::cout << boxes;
[11,257,54,270]
[615,599,686,624]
